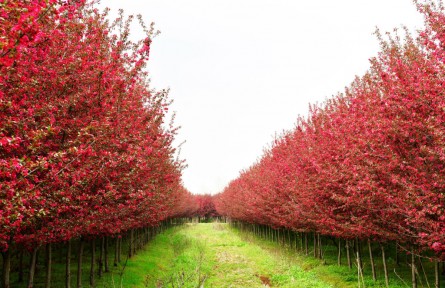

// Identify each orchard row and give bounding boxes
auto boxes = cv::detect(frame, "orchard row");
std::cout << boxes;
[0,1,210,287]
[216,1,445,287]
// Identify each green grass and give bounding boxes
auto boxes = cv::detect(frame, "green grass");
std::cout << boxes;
[232,225,444,288]
[98,223,334,287]
[4,223,442,287]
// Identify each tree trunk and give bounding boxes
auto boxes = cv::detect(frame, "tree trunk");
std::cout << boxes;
[89,239,95,287]
[435,260,440,288]
[346,240,351,270]
[418,256,429,288]
[77,238,84,288]
[66,240,71,288]
[129,230,134,258]
[28,247,38,288]
[18,249,24,283]
[98,237,104,278]
[114,237,118,267]
[381,243,389,288]
[287,229,291,247]
[313,233,317,258]
[318,233,322,259]
[358,238,363,269]
[356,238,363,282]
[305,233,308,255]
[117,236,122,263]
[2,250,11,288]
[411,248,417,288]
[395,241,400,266]
[337,239,341,266]
[368,239,376,281]
[300,232,304,251]
[45,243,52,288]
[104,237,109,273]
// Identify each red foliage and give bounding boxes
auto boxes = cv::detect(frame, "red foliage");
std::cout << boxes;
[215,0,445,260]
[1,1,188,252]
[194,194,219,219]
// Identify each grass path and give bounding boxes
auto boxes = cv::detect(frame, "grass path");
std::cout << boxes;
[101,223,346,287]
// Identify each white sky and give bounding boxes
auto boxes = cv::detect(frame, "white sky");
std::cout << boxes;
[99,1,424,195]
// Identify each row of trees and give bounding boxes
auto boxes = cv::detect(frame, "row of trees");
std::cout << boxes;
[216,1,445,287]
[1,1,196,287]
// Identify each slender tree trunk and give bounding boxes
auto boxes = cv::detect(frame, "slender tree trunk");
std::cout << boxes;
[300,232,304,251]
[337,239,342,266]
[305,233,308,255]
[129,230,134,258]
[381,243,389,288]
[66,240,71,288]
[46,243,52,288]
[368,239,376,281]
[313,233,317,258]
[2,250,11,288]
[318,233,322,259]
[395,241,400,266]
[77,238,84,288]
[418,256,429,288]
[411,248,417,288]
[114,238,118,267]
[104,237,109,273]
[98,237,104,278]
[358,238,363,269]
[117,237,122,263]
[287,229,291,247]
[28,247,38,288]
[356,238,363,281]
[435,260,440,288]
[89,239,95,287]
[346,240,351,269]
[18,249,24,283]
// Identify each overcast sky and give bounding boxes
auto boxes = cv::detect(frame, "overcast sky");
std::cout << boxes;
[99,1,424,195]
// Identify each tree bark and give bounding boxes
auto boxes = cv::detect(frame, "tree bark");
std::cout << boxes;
[66,240,71,288]
[356,238,363,280]
[18,249,24,283]
[89,239,95,287]
[117,236,122,263]
[114,237,118,267]
[300,232,304,251]
[337,239,341,266]
[368,239,376,281]
[77,238,84,288]
[313,233,317,258]
[2,250,11,288]
[129,230,134,258]
[45,243,52,288]
[104,237,109,273]
[411,248,417,288]
[381,243,389,288]
[287,229,291,247]
[98,237,104,278]
[305,233,308,255]
[346,240,351,270]
[28,247,38,288]
[435,260,440,288]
